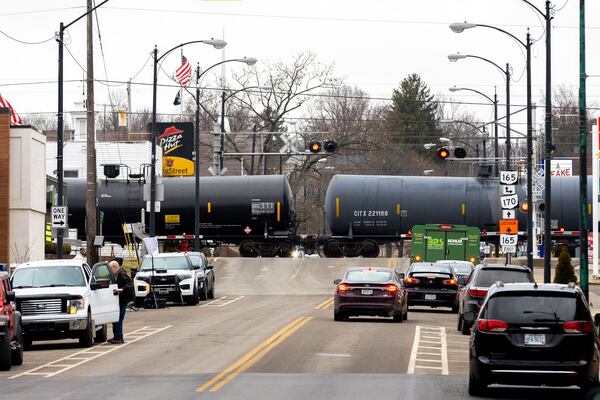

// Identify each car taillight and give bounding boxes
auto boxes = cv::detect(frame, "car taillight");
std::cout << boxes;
[477,319,508,332]
[337,283,351,293]
[442,278,457,286]
[386,284,398,293]
[405,277,420,285]
[469,287,488,297]
[563,320,593,333]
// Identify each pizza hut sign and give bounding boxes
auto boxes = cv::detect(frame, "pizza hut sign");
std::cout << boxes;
[550,159,573,177]
[154,122,195,177]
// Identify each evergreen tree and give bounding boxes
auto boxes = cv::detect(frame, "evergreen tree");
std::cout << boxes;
[553,246,578,284]
[387,74,441,152]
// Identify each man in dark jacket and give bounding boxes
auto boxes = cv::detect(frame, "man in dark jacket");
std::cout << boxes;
[108,260,134,344]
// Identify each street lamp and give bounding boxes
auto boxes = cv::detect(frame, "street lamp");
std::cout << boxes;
[451,22,534,272]
[447,54,511,170]
[149,39,227,240]
[55,0,110,259]
[191,57,258,252]
[449,86,499,176]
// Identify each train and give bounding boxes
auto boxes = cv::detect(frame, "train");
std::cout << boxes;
[65,174,589,257]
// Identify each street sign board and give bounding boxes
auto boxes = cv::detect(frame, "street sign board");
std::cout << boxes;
[500,171,518,185]
[51,206,68,229]
[499,219,519,234]
[500,234,518,247]
[502,245,517,253]
[500,194,519,209]
[502,209,516,219]
[501,185,516,195]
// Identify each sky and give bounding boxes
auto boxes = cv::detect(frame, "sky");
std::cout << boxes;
[0,0,599,132]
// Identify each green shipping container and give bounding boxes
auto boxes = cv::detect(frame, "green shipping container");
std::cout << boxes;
[411,224,480,263]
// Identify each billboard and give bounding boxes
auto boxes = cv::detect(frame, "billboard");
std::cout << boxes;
[156,123,194,176]
[550,159,573,177]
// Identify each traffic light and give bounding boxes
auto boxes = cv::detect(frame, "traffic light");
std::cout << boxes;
[307,140,337,154]
[454,147,467,158]
[537,202,545,212]
[437,147,450,160]
[520,202,529,212]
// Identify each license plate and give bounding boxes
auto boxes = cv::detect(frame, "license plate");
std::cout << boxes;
[361,289,373,295]
[524,334,545,346]
[158,289,169,295]
[425,294,436,300]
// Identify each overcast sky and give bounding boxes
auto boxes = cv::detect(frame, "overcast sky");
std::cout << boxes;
[1,0,599,130]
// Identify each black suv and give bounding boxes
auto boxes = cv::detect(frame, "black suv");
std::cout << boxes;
[457,264,534,335]
[465,282,599,396]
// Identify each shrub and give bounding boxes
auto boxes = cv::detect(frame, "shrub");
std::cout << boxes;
[553,246,578,284]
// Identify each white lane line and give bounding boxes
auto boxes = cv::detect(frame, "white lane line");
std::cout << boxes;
[313,353,352,358]
[415,365,442,370]
[416,358,441,363]
[9,325,172,379]
[199,296,245,308]
[441,327,449,375]
[288,264,303,281]
[407,326,421,374]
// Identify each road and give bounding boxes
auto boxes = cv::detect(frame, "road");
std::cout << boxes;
[0,258,586,400]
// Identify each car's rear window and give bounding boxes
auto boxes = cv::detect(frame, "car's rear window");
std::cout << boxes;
[474,269,532,286]
[411,264,452,274]
[345,270,391,283]
[438,262,472,274]
[483,294,589,323]
[140,256,190,271]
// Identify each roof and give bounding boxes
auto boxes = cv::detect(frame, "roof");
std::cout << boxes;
[17,259,87,269]
[488,282,581,296]
[345,266,394,272]
[436,260,474,265]
[142,252,188,259]
[476,263,531,271]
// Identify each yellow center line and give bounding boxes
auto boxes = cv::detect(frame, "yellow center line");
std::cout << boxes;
[196,316,312,393]
[315,297,334,310]
[209,316,313,392]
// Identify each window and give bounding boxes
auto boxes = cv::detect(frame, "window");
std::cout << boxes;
[475,269,532,287]
[11,266,86,288]
[345,270,392,283]
[411,263,452,274]
[64,170,79,178]
[140,256,190,271]
[92,264,112,282]
[483,295,588,323]
[188,255,204,269]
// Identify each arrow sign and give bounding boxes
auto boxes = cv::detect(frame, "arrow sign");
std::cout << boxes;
[51,206,68,229]
[501,185,516,195]
[502,210,516,219]
[499,219,519,235]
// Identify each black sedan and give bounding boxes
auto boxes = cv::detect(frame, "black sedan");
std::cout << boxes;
[404,262,459,312]
[333,267,408,322]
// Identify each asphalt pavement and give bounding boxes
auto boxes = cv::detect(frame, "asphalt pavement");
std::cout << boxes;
[0,258,591,400]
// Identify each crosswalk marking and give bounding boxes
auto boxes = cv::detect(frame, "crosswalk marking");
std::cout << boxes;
[407,326,448,375]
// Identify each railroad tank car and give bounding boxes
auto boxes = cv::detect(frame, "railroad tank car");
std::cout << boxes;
[66,175,297,257]
[323,175,589,258]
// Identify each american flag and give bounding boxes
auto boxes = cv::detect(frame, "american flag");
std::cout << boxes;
[175,55,192,88]
[0,94,23,126]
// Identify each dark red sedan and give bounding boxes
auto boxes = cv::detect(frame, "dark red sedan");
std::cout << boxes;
[333,267,408,322]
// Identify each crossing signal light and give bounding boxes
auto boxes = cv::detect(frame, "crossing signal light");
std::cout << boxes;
[520,202,529,212]
[308,140,337,154]
[538,202,545,212]
[437,147,450,160]
[454,147,467,158]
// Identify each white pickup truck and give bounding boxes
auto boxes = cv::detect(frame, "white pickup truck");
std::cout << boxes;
[11,260,120,348]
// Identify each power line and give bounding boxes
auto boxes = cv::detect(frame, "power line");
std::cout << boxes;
[0,28,55,45]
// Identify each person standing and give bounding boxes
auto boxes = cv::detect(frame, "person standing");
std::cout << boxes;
[108,260,133,344]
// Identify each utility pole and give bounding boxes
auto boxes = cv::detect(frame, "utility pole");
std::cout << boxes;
[579,0,589,300]
[543,0,554,283]
[85,0,98,265]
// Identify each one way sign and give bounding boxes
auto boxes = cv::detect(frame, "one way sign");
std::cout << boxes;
[51,206,68,229]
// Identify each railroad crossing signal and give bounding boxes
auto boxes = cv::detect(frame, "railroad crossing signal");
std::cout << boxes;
[51,206,68,229]
[437,147,450,160]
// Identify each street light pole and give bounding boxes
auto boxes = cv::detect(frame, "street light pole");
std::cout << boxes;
[505,63,511,170]
[149,39,227,238]
[194,63,201,251]
[494,88,499,176]
[450,22,533,271]
[56,0,110,259]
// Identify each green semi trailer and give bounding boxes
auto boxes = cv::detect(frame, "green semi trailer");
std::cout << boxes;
[411,224,480,263]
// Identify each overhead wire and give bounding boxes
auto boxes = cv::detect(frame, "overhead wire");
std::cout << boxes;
[0,28,55,45]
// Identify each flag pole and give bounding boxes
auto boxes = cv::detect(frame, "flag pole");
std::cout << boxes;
[180,49,184,119]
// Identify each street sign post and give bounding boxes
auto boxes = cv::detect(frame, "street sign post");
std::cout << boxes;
[499,219,519,234]
[500,234,518,248]
[500,170,518,185]
[51,206,68,229]
[500,194,519,209]
[502,209,516,219]
[501,185,517,195]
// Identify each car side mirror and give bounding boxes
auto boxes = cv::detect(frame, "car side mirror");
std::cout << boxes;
[193,265,201,270]
[595,313,600,328]
[462,311,477,324]
[90,281,110,290]
[333,279,341,285]
[205,265,214,270]
[5,291,15,302]
[457,276,467,286]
